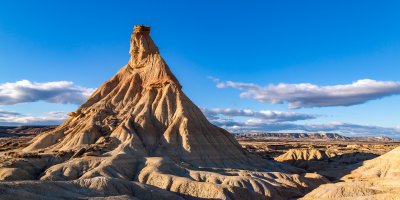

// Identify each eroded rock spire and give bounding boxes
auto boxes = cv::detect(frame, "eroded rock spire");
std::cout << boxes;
[129,25,159,68]
[0,25,328,200]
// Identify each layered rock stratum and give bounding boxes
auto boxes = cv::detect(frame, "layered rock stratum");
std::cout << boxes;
[0,25,328,199]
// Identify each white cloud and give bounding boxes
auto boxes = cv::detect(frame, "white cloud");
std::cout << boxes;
[0,80,95,105]
[201,108,316,122]
[216,79,400,109]
[207,76,220,83]
[0,110,68,126]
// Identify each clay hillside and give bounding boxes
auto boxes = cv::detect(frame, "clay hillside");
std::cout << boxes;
[0,25,329,200]
[302,146,400,199]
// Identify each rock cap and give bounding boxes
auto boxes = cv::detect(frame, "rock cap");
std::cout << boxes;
[133,25,151,35]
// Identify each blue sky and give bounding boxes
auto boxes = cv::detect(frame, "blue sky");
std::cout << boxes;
[1,1,400,137]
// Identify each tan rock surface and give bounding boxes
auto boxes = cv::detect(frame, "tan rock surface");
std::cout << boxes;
[275,148,331,162]
[302,146,400,199]
[0,177,183,200]
[238,138,399,182]
[0,25,328,199]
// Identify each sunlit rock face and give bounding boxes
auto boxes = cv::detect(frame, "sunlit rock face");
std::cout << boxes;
[302,146,400,200]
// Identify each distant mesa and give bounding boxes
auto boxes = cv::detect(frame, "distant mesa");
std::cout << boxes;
[234,132,394,142]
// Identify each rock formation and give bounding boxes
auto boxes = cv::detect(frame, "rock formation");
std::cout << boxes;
[275,149,331,162]
[0,25,328,199]
[273,148,379,181]
[302,146,400,199]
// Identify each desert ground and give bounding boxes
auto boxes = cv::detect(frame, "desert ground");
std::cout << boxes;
[1,126,399,199]
[237,137,400,181]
